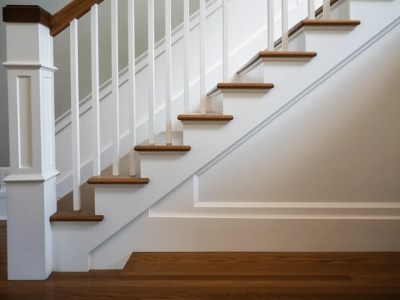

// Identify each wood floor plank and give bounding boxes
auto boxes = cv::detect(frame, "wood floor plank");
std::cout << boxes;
[1,224,400,299]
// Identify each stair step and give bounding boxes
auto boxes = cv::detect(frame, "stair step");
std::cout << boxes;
[178,114,233,123]
[50,214,104,222]
[134,145,191,152]
[87,176,150,185]
[237,51,318,75]
[50,183,104,222]
[302,19,361,27]
[208,82,274,97]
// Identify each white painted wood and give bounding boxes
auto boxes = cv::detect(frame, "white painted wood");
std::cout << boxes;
[183,0,190,113]
[4,22,58,279]
[148,0,156,144]
[128,0,137,176]
[282,0,289,51]
[323,0,331,20]
[308,0,315,19]
[165,0,172,145]
[70,19,81,211]
[268,0,275,51]
[199,0,206,114]
[223,0,229,82]
[111,0,120,175]
[91,5,101,177]
[52,0,400,272]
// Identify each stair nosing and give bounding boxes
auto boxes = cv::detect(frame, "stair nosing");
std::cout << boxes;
[237,51,318,75]
[134,145,191,152]
[50,214,104,222]
[178,114,234,122]
[87,176,150,185]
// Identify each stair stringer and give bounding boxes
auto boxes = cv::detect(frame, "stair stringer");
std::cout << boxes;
[90,13,400,269]
[52,0,400,272]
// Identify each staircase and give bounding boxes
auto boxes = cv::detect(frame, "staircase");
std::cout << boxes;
[3,0,400,278]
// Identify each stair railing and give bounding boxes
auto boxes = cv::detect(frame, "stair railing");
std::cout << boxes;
[4,0,332,212]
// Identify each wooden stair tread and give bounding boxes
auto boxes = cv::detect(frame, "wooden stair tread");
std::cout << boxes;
[238,51,317,75]
[50,182,103,222]
[134,145,191,152]
[87,176,150,185]
[208,82,274,96]
[301,19,361,27]
[217,82,274,89]
[178,114,233,121]
[258,51,317,58]
[50,214,104,222]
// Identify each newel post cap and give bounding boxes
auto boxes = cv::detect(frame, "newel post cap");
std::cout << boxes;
[3,5,51,28]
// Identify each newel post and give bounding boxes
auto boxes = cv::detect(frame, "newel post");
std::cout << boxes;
[2,5,58,280]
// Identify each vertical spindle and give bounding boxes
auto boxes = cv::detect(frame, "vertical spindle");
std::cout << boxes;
[111,0,120,175]
[184,0,190,113]
[223,0,228,82]
[199,0,206,114]
[308,0,315,19]
[165,0,172,145]
[70,19,81,211]
[128,0,137,175]
[282,0,289,51]
[91,5,100,177]
[323,0,331,20]
[148,0,156,144]
[268,0,274,51]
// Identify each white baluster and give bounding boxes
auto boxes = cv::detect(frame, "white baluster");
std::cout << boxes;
[70,19,81,211]
[91,5,100,177]
[148,0,156,144]
[111,0,120,176]
[323,0,331,20]
[282,0,289,51]
[223,0,228,82]
[308,0,315,19]
[165,0,172,145]
[268,0,274,51]
[128,0,137,176]
[184,0,190,113]
[200,0,206,114]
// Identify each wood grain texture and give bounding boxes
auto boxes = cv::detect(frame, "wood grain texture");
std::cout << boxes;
[1,235,400,300]
[134,145,191,152]
[50,182,104,222]
[178,114,234,122]
[50,0,104,36]
[87,176,150,185]
[238,51,317,74]
[2,5,51,27]
[302,19,361,27]
[217,82,274,90]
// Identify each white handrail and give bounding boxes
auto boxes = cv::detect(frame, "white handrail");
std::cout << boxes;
[199,0,206,114]
[91,5,101,177]
[70,19,81,211]
[128,0,137,176]
[165,0,172,145]
[148,0,156,144]
[111,0,120,175]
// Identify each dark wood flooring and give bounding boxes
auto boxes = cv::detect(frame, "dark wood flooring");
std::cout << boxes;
[1,220,400,299]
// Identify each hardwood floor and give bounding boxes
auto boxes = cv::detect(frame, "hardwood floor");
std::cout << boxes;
[1,221,400,299]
